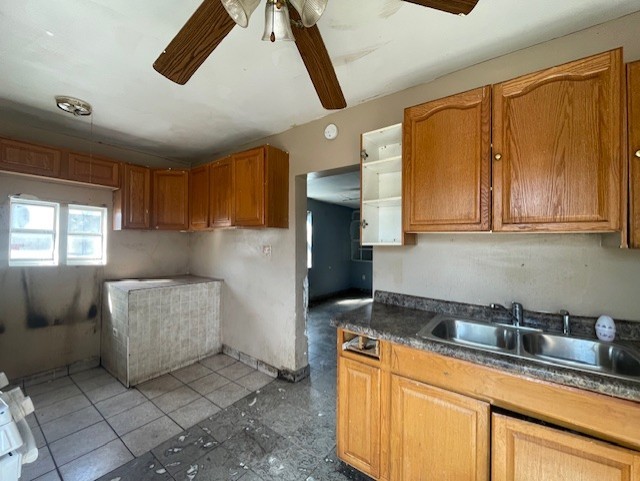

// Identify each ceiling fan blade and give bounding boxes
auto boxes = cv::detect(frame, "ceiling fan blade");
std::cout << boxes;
[402,0,479,15]
[289,8,346,110]
[153,0,237,85]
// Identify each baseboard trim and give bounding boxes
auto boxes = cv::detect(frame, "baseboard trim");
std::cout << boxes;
[222,344,309,383]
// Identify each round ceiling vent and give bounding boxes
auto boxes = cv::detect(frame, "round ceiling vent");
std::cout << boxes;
[55,96,92,116]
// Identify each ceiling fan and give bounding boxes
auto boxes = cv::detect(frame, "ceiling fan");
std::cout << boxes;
[153,0,479,110]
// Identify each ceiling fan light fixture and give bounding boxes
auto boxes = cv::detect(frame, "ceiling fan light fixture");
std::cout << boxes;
[220,0,261,28]
[55,96,92,116]
[288,0,328,27]
[262,0,295,42]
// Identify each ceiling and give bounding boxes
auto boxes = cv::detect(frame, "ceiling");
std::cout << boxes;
[1,0,640,164]
[308,169,361,209]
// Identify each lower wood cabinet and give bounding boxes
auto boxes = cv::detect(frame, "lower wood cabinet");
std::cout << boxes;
[492,414,640,481]
[336,329,640,481]
[390,375,489,481]
[337,357,381,478]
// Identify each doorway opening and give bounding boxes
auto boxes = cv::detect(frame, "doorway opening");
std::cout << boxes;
[304,165,373,375]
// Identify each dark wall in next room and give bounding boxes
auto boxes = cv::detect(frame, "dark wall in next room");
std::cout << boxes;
[307,199,372,301]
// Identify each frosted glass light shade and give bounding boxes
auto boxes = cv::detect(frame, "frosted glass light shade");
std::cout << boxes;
[288,0,328,27]
[221,0,261,28]
[262,0,295,42]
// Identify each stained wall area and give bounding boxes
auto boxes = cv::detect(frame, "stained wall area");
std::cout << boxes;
[0,175,189,380]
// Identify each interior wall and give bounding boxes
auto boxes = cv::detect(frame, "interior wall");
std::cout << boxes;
[307,199,372,300]
[0,174,190,380]
[190,11,640,374]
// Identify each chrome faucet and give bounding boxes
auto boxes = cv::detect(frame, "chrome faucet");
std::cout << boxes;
[490,302,524,327]
[560,310,571,336]
[511,302,523,328]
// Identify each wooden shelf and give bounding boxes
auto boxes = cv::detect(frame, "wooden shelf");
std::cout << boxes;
[362,196,402,208]
[362,156,402,174]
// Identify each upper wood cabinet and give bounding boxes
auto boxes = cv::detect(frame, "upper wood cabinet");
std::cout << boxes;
[492,49,624,232]
[629,60,640,249]
[0,137,62,178]
[152,169,189,230]
[114,164,151,230]
[67,152,120,188]
[210,157,234,228]
[233,145,289,228]
[337,356,381,479]
[390,375,490,481]
[492,414,640,481]
[403,86,491,232]
[189,164,210,231]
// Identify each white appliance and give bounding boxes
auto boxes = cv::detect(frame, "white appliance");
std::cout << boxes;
[0,372,38,480]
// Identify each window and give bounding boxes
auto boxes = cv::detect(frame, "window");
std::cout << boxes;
[306,210,312,269]
[9,198,59,266]
[67,205,107,265]
[8,197,107,266]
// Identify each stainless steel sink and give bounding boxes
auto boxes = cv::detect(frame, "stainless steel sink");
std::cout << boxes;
[521,333,640,378]
[427,317,518,351]
[418,314,640,381]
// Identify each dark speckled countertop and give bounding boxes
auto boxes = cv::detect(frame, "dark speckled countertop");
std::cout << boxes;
[331,292,640,402]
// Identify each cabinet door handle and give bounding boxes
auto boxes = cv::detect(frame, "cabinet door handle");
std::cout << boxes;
[361,219,369,229]
[635,150,640,158]
[494,153,502,161]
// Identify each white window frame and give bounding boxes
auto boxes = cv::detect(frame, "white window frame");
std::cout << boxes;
[66,204,108,266]
[9,197,60,267]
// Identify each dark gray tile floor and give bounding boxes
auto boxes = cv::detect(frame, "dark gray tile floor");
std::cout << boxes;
[24,293,373,481]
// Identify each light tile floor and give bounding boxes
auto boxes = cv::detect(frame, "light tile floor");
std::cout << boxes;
[18,293,372,481]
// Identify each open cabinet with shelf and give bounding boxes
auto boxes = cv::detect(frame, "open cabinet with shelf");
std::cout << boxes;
[360,124,414,246]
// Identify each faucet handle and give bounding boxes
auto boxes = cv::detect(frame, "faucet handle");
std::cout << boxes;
[560,310,571,336]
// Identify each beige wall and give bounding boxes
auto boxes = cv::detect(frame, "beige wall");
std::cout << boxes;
[3,12,640,379]
[0,174,189,380]
[190,11,640,373]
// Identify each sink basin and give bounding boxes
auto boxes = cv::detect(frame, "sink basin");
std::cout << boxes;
[521,333,640,378]
[417,315,640,381]
[423,317,518,351]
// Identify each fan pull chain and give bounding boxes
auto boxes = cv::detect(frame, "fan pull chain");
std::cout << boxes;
[270,0,276,42]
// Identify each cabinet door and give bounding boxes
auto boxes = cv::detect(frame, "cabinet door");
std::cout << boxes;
[0,138,61,178]
[629,61,640,248]
[403,86,491,232]
[115,164,150,229]
[67,153,120,188]
[233,147,265,227]
[493,49,624,232]
[210,157,233,227]
[492,414,640,481]
[189,164,210,230]
[390,375,489,481]
[152,169,189,230]
[337,357,380,478]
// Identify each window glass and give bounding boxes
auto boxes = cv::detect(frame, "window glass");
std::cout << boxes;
[67,205,107,265]
[9,198,58,265]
